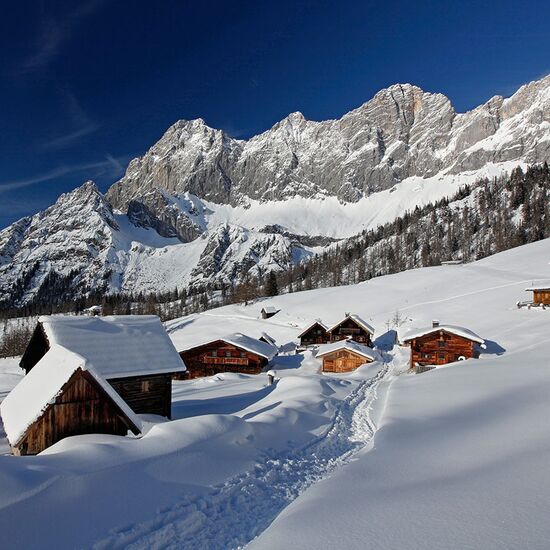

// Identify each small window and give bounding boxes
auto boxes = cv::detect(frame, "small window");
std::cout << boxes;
[438,341,446,348]
[438,353,446,360]
[226,351,232,358]
[211,351,217,357]
[240,352,246,358]
[141,380,150,392]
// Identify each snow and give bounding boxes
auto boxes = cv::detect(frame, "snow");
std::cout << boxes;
[316,339,379,361]
[177,332,278,361]
[0,238,550,547]
[327,313,375,335]
[261,306,278,314]
[400,323,485,345]
[38,314,185,379]
[0,345,142,446]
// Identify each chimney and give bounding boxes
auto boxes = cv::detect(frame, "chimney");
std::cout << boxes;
[432,320,440,328]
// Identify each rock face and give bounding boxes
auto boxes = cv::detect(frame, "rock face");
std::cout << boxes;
[107,75,550,208]
[2,76,550,307]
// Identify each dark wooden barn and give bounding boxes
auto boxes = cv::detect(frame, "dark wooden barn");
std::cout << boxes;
[402,321,485,372]
[316,340,378,373]
[179,333,277,379]
[328,314,375,346]
[19,315,186,419]
[0,347,142,455]
[298,321,330,347]
[261,306,279,319]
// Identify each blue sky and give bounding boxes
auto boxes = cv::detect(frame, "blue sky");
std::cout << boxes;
[1,0,549,228]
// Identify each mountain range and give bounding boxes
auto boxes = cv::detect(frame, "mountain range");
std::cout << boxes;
[2,75,550,307]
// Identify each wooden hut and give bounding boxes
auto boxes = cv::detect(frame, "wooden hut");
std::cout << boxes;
[401,321,485,372]
[20,315,186,419]
[0,346,142,455]
[298,321,330,347]
[259,332,277,347]
[525,286,550,306]
[316,340,378,373]
[328,314,374,346]
[179,333,278,379]
[261,306,279,319]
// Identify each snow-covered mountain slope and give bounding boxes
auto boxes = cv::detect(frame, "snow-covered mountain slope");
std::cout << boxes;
[107,75,550,208]
[0,183,317,305]
[2,75,550,306]
[1,238,550,548]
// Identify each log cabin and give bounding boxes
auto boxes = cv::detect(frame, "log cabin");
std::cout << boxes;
[401,321,485,372]
[298,321,330,347]
[327,314,375,346]
[316,340,378,373]
[179,333,278,379]
[0,346,142,455]
[525,286,550,306]
[261,306,279,319]
[259,332,277,347]
[19,315,186,419]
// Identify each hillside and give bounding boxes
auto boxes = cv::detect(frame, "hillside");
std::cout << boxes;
[0,238,549,547]
[2,75,550,308]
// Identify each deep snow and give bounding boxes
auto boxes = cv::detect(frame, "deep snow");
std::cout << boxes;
[0,237,549,548]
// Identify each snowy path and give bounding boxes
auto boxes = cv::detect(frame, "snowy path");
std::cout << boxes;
[94,365,390,550]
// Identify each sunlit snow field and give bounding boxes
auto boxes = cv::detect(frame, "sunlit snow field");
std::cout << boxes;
[0,237,549,548]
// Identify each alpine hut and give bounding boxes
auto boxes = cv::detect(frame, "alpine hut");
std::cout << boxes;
[261,306,279,319]
[0,346,142,455]
[525,285,550,306]
[298,320,330,347]
[19,315,186,419]
[328,314,374,346]
[259,332,277,347]
[401,320,485,372]
[179,333,278,378]
[316,340,379,373]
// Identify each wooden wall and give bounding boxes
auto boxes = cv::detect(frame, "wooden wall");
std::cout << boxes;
[108,373,173,418]
[321,349,372,373]
[14,369,136,456]
[329,319,372,346]
[408,330,477,370]
[180,340,268,379]
[533,290,550,305]
[300,324,330,346]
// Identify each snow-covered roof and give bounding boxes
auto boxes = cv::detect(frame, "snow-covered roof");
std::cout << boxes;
[179,332,278,361]
[259,332,277,346]
[316,340,379,361]
[401,324,485,345]
[261,306,279,314]
[327,314,375,335]
[297,320,329,338]
[525,285,550,291]
[0,345,142,446]
[37,315,186,379]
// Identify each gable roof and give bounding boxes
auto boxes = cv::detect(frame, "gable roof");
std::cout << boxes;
[261,306,279,314]
[316,340,379,361]
[37,315,186,379]
[525,285,550,291]
[180,332,278,361]
[327,314,375,335]
[0,345,142,447]
[298,320,329,338]
[259,332,277,346]
[401,324,485,345]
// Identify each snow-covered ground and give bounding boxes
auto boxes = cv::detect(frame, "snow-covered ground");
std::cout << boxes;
[0,237,550,548]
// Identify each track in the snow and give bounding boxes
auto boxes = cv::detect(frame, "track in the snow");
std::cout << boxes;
[94,366,389,550]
